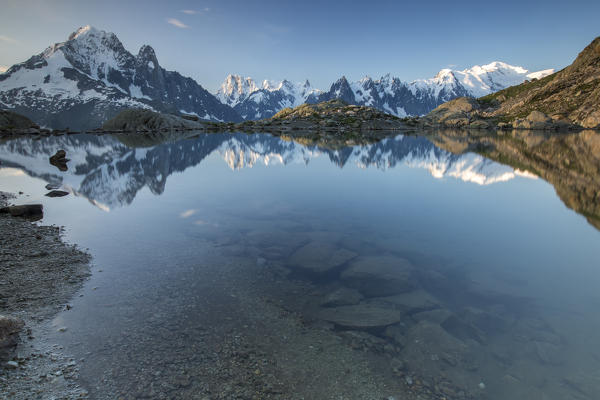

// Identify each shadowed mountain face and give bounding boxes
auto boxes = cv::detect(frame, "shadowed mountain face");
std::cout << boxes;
[428,129,600,229]
[0,132,519,210]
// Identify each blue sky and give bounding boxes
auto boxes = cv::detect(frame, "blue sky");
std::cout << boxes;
[0,0,598,92]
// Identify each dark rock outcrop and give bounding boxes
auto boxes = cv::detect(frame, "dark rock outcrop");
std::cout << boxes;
[0,110,39,132]
[102,109,206,132]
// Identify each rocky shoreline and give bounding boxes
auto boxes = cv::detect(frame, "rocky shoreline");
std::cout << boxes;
[0,191,91,399]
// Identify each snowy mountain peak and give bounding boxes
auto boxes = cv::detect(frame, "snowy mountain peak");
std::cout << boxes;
[215,74,259,106]
[0,26,241,129]
[434,68,454,79]
[67,25,99,41]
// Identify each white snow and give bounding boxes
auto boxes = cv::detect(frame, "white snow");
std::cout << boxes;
[129,84,152,100]
[526,69,554,80]
[408,61,554,98]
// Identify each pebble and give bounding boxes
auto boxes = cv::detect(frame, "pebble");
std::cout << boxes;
[478,382,486,389]
[6,361,19,369]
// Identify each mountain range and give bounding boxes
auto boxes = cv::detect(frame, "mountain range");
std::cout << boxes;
[215,63,553,119]
[0,133,525,210]
[0,25,553,130]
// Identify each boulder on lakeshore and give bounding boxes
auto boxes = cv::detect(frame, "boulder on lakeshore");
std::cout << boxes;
[0,204,43,217]
[0,315,25,358]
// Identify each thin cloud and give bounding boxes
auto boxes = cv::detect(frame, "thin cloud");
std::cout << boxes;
[180,7,210,15]
[167,18,189,29]
[0,35,17,43]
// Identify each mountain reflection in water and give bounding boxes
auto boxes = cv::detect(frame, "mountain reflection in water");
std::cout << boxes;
[0,131,532,210]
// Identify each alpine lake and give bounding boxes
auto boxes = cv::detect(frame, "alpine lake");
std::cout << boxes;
[1,128,600,400]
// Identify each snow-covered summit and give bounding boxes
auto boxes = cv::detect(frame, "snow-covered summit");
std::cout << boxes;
[410,61,555,98]
[0,26,240,129]
[216,74,260,106]
[68,25,99,40]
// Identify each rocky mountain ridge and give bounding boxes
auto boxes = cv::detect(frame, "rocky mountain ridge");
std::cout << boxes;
[216,62,554,120]
[0,26,241,131]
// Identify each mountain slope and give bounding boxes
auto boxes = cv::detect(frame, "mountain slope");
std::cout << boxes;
[0,26,241,130]
[216,63,553,120]
[479,37,600,128]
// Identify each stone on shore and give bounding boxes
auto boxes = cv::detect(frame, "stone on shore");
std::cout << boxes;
[45,190,69,198]
[0,315,25,358]
[0,204,43,217]
[49,149,69,171]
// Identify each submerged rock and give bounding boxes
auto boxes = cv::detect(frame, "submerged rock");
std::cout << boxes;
[534,341,564,365]
[320,287,364,307]
[441,314,487,344]
[412,308,455,325]
[287,242,357,274]
[316,303,404,329]
[400,321,476,383]
[376,289,441,314]
[340,255,415,296]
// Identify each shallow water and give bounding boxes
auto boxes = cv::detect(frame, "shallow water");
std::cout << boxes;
[1,131,600,399]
